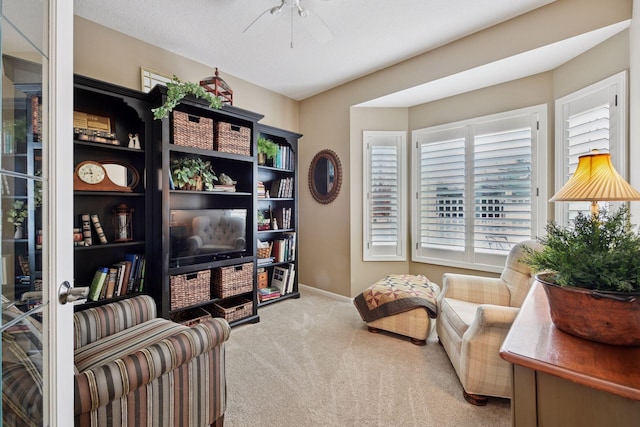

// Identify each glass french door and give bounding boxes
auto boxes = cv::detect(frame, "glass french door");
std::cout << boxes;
[1,0,74,426]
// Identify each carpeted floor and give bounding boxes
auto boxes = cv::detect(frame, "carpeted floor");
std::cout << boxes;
[224,287,511,427]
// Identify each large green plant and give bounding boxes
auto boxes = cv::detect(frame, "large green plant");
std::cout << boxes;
[524,205,640,293]
[171,157,218,191]
[152,77,223,120]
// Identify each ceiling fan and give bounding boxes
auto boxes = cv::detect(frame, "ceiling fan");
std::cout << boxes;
[242,0,334,47]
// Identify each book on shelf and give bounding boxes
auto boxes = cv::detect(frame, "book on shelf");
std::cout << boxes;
[258,287,281,302]
[104,267,118,299]
[81,214,92,246]
[88,267,109,301]
[271,265,289,295]
[285,264,296,294]
[257,256,275,266]
[90,214,108,244]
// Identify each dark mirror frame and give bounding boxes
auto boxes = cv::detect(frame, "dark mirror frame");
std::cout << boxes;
[308,149,342,204]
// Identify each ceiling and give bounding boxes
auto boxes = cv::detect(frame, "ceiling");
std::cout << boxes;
[74,0,625,106]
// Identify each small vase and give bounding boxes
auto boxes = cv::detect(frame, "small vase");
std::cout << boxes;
[14,224,23,239]
[258,153,266,165]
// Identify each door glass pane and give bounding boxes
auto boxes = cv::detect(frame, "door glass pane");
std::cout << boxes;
[1,0,48,425]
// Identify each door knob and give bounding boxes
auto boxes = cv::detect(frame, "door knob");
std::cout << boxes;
[58,281,89,304]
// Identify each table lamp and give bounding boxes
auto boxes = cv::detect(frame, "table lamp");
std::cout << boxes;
[550,150,640,215]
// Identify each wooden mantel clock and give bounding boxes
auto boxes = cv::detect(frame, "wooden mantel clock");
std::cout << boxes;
[74,160,138,192]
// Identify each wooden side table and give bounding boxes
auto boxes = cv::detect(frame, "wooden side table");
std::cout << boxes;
[500,282,640,427]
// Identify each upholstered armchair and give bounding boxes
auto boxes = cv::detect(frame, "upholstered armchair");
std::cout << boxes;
[74,295,230,426]
[436,239,540,405]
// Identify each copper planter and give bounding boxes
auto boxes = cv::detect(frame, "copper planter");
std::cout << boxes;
[537,274,640,346]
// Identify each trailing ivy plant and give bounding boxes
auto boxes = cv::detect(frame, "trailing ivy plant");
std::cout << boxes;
[152,76,223,120]
[524,205,640,293]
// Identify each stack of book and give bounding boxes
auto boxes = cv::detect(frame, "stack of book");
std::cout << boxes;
[257,181,266,198]
[258,287,281,302]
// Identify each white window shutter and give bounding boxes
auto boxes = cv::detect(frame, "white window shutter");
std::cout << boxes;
[363,131,406,261]
[555,71,626,224]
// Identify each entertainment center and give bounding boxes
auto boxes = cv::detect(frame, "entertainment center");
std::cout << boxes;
[72,75,301,326]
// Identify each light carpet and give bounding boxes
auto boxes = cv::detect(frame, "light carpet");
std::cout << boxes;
[224,288,511,427]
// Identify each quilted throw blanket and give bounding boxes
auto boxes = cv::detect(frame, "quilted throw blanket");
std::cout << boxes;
[354,274,440,323]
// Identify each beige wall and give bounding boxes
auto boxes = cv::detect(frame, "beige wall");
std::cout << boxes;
[73,0,634,299]
[299,0,632,297]
[73,16,299,131]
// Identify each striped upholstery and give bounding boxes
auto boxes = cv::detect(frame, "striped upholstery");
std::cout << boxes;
[74,296,230,427]
[436,240,541,400]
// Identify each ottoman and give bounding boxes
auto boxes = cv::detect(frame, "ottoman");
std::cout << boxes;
[353,274,440,345]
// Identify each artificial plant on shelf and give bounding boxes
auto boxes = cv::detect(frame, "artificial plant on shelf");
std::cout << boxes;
[152,76,223,120]
[7,200,28,238]
[170,157,218,191]
[257,136,278,165]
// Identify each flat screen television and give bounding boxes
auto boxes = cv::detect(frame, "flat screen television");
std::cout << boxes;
[169,209,247,267]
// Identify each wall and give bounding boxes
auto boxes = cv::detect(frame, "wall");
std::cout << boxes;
[299,0,633,298]
[73,16,299,131]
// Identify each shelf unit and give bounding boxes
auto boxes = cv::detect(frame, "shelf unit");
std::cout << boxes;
[256,124,302,306]
[149,85,263,325]
[72,75,152,310]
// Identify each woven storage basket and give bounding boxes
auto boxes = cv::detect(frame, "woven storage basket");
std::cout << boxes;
[257,243,272,259]
[171,307,211,327]
[213,262,253,298]
[211,297,252,323]
[214,122,250,155]
[172,111,214,150]
[170,269,211,310]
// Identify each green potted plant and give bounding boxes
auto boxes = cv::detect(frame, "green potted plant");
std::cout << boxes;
[7,200,28,238]
[257,136,278,166]
[171,157,218,191]
[152,76,223,120]
[524,205,640,346]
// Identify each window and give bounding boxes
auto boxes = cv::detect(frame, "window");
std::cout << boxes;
[555,72,627,225]
[363,131,407,261]
[412,105,547,271]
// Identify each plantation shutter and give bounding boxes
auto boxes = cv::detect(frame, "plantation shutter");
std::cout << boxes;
[556,72,625,225]
[417,134,466,253]
[473,121,533,255]
[363,131,406,261]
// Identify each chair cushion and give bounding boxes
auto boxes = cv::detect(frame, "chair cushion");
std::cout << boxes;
[439,298,480,338]
[75,317,187,372]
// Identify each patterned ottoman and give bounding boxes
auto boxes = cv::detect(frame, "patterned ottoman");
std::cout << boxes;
[353,274,440,345]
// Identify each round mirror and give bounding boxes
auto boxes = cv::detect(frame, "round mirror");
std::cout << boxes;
[308,149,342,204]
[101,160,140,190]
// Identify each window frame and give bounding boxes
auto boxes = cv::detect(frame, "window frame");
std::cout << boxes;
[363,130,407,261]
[411,105,547,272]
[554,71,627,225]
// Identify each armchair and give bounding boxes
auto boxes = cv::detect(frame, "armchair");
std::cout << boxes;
[74,295,230,426]
[436,239,540,405]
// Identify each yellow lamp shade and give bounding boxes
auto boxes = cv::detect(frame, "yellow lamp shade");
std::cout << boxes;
[550,151,640,202]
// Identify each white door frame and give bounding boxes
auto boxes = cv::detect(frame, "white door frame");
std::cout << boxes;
[48,0,75,425]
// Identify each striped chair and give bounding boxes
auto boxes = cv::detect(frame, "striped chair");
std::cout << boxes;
[436,240,540,405]
[74,295,230,427]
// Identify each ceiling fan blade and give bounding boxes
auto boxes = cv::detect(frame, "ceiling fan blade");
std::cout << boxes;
[243,7,281,36]
[300,9,333,44]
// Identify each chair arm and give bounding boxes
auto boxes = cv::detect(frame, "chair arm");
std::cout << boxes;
[186,234,204,255]
[74,317,230,414]
[438,273,511,306]
[464,304,520,340]
[73,295,158,349]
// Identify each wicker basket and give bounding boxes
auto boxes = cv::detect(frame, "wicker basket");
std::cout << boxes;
[214,122,250,155]
[211,297,252,323]
[172,111,214,150]
[257,243,272,259]
[170,269,211,310]
[171,307,211,327]
[212,262,253,298]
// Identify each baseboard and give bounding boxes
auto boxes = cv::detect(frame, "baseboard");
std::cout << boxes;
[299,283,353,302]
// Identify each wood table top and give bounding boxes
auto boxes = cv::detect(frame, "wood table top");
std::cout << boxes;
[500,281,640,401]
